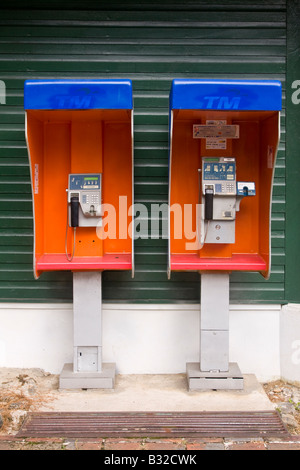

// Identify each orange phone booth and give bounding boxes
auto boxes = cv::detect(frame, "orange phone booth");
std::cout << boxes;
[168,79,282,390]
[24,79,134,389]
[24,79,134,279]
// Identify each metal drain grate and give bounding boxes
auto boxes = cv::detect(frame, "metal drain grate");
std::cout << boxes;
[18,411,289,439]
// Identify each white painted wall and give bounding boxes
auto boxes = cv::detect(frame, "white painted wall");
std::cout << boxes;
[0,302,284,382]
[280,304,300,385]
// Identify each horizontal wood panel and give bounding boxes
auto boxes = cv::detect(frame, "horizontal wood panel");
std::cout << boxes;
[0,1,287,303]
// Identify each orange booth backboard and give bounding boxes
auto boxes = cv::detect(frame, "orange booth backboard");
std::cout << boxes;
[24,80,134,279]
[168,79,282,279]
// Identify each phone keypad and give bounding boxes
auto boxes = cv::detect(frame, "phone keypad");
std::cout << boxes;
[82,193,100,204]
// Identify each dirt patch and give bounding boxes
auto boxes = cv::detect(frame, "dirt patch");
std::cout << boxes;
[263,380,300,435]
[0,368,57,434]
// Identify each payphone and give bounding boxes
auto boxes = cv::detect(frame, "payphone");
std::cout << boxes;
[67,173,102,228]
[66,173,102,261]
[168,78,282,390]
[200,156,255,246]
[24,79,134,389]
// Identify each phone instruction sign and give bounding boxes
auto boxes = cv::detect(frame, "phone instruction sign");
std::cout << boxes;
[193,120,240,150]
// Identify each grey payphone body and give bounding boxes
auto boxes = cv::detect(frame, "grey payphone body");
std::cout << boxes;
[200,157,256,246]
[67,173,102,228]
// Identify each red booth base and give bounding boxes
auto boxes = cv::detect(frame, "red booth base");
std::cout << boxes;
[36,253,132,273]
[170,254,267,272]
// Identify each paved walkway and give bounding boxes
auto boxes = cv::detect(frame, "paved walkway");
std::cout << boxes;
[1,435,300,450]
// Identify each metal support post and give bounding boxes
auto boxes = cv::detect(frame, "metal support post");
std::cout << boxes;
[59,272,115,389]
[187,273,243,390]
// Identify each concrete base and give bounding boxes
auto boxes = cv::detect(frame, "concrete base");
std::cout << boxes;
[37,373,273,413]
[59,363,116,390]
[187,362,244,391]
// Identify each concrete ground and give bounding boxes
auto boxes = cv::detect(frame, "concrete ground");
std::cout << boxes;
[40,373,274,413]
[2,368,300,450]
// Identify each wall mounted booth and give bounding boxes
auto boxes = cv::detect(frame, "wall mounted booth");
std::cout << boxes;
[24,79,134,388]
[168,79,282,389]
[24,79,134,278]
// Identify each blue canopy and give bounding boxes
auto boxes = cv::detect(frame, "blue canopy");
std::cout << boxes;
[24,79,133,110]
[170,79,282,111]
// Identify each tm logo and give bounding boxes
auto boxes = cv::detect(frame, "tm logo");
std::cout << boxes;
[204,96,241,110]
[0,80,6,104]
[55,93,93,109]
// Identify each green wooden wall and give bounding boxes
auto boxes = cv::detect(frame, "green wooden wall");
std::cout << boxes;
[0,1,289,303]
[285,0,300,303]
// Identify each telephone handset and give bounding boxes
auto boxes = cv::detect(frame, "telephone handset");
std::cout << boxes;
[204,187,214,221]
[65,173,102,261]
[70,195,79,227]
[199,157,255,246]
